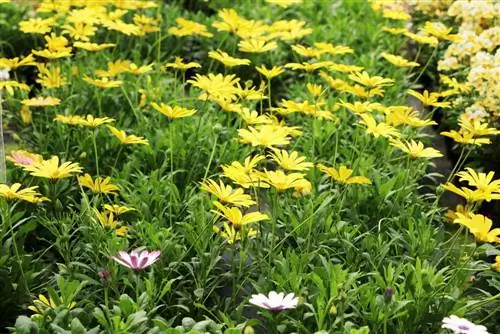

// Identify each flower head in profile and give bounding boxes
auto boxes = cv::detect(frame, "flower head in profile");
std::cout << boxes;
[456,168,500,194]
[390,139,443,159]
[441,183,499,203]
[266,0,303,7]
[212,201,269,227]
[113,250,161,270]
[258,170,308,191]
[268,149,313,171]
[0,54,36,70]
[440,131,491,146]
[249,291,298,311]
[73,42,116,51]
[168,17,213,38]
[187,73,240,101]
[103,204,135,215]
[78,174,119,195]
[348,71,394,88]
[201,179,255,207]
[381,52,420,67]
[107,125,149,145]
[209,50,250,67]
[0,183,49,203]
[359,114,400,139]
[162,57,201,71]
[151,103,197,120]
[256,65,284,80]
[318,164,371,185]
[213,222,257,244]
[83,76,122,88]
[21,96,61,107]
[239,39,278,53]
[493,256,500,272]
[238,125,291,148]
[407,89,450,108]
[94,210,127,237]
[454,212,500,244]
[23,156,82,180]
[441,315,489,334]
[7,150,43,167]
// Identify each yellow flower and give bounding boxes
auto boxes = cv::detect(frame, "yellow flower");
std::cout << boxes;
[454,213,500,244]
[384,107,436,128]
[238,39,278,53]
[7,150,43,167]
[0,81,31,96]
[284,61,333,72]
[440,131,491,146]
[493,256,500,272]
[329,63,364,73]
[19,17,55,34]
[307,83,323,97]
[390,139,443,159]
[291,44,324,58]
[440,75,471,94]
[213,222,257,244]
[107,125,149,145]
[127,63,154,75]
[55,114,114,128]
[212,201,269,227]
[168,17,213,38]
[187,73,240,101]
[201,179,255,207]
[314,42,354,55]
[337,100,379,114]
[94,210,127,237]
[151,102,197,120]
[317,164,371,185]
[78,174,119,195]
[238,125,291,148]
[103,204,135,215]
[458,116,500,137]
[236,108,271,125]
[444,204,469,223]
[73,42,116,51]
[456,168,500,194]
[95,60,131,77]
[162,57,201,71]
[348,71,394,88]
[23,156,82,180]
[258,170,308,191]
[407,89,450,108]
[268,149,313,171]
[441,183,500,202]
[28,294,76,315]
[21,96,61,107]
[208,50,251,67]
[382,26,408,35]
[293,178,312,197]
[0,54,37,70]
[404,32,439,47]
[36,64,67,88]
[0,183,48,203]
[62,22,96,41]
[221,155,269,189]
[381,52,420,67]
[33,34,73,58]
[423,22,460,42]
[359,114,400,138]
[20,105,32,124]
[83,76,122,88]
[382,9,411,20]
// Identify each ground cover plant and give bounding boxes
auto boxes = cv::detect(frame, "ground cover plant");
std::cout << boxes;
[0,0,499,333]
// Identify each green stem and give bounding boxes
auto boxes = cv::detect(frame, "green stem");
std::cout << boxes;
[92,130,100,176]
[112,146,124,171]
[203,135,219,180]
[169,122,175,227]
[411,45,438,86]
[0,92,6,183]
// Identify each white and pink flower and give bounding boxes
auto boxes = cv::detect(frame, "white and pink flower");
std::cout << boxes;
[113,250,161,270]
[442,315,489,334]
[249,291,298,311]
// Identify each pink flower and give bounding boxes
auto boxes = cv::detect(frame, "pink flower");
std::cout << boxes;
[442,315,489,334]
[112,250,161,270]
